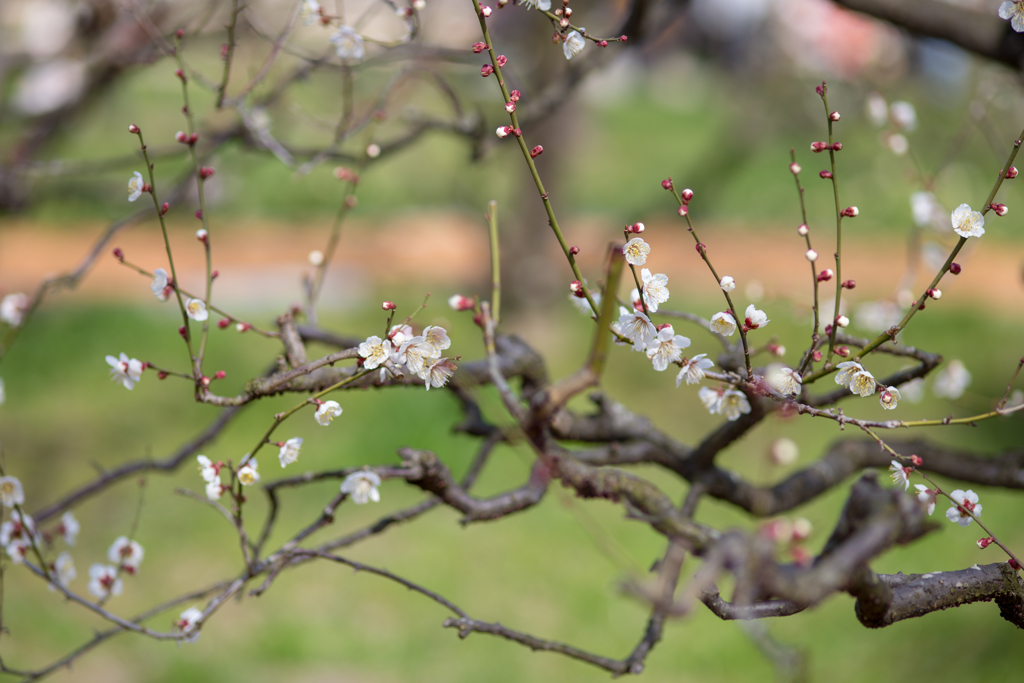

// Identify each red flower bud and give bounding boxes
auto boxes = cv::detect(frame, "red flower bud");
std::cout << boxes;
[530,145,543,158]
[1006,166,1018,179]
[382,301,396,310]
[112,247,124,261]
[175,131,189,143]
[819,170,833,179]
[830,142,843,151]
[598,40,608,47]
[480,64,494,77]
[569,246,580,255]
[842,279,856,289]
[214,370,226,380]
[810,141,828,153]
[472,42,487,53]
[199,167,215,179]
[829,111,840,121]
[910,454,923,466]
[949,262,962,275]
[496,55,507,67]
[195,210,203,220]
[661,178,673,190]
[176,29,184,39]
[841,206,859,217]
[620,35,628,42]
[175,68,186,82]
[836,346,850,357]
[178,325,188,339]
[218,318,231,328]
[510,89,521,102]
[681,188,694,202]
[678,205,688,217]
[815,82,826,96]
[128,124,140,134]
[157,371,168,380]
[161,202,169,215]
[817,269,833,282]
[977,537,995,549]
[990,203,1008,216]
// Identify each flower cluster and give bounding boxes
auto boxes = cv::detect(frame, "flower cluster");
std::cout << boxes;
[371,324,458,391]
[834,361,876,398]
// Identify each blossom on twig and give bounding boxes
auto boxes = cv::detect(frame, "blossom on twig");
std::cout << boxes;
[341,471,381,504]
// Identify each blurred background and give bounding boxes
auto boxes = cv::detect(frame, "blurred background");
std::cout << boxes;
[1,0,1024,681]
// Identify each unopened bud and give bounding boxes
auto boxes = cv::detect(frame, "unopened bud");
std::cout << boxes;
[831,142,843,151]
[505,102,516,113]
[496,126,510,139]
[512,128,522,137]
[824,324,833,335]
[112,247,124,261]
[598,40,608,47]
[661,178,673,190]
[977,537,995,549]
[236,322,252,332]
[480,5,491,16]
[175,131,189,143]
[510,90,521,102]
[496,55,507,67]
[677,205,688,217]
[196,229,208,242]
[559,17,569,28]
[176,29,184,39]
[211,270,218,279]
[990,203,1008,216]
[681,188,694,202]
[382,301,396,310]
[631,222,645,233]
[817,269,833,282]
[811,350,823,362]
[564,7,572,16]
[620,34,628,41]
[1006,166,1019,179]
[789,162,801,175]
[366,143,381,158]
[345,195,358,208]
[927,288,942,300]
[188,133,198,144]
[157,371,168,379]
[570,245,580,255]
[481,64,494,77]
[811,141,828,153]
[175,68,187,82]
[195,210,203,220]
[768,342,785,357]
[910,455,923,466]
[949,262,962,275]
[805,249,818,262]
[841,206,859,217]
[161,202,169,215]
[819,170,833,179]
[815,82,826,96]
[1010,558,1022,571]
[829,111,840,122]
[448,294,475,311]
[178,325,188,339]
[569,280,582,294]
[129,124,140,134]
[472,42,487,53]
[213,370,226,380]
[836,345,850,357]
[199,166,215,179]
[842,279,856,289]
[530,145,543,158]
[797,223,809,236]
[200,376,211,387]
[792,517,813,541]
[836,315,849,328]
[218,318,230,329]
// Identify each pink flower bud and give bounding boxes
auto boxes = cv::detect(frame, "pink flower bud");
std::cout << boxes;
[829,111,840,121]
[949,262,962,275]
[788,161,802,175]
[631,222,645,233]
[220,43,229,59]
[990,203,1008,216]
[214,370,226,380]
[505,102,516,113]
[189,133,198,144]
[199,166,215,179]
[481,64,494,77]
[927,288,942,300]
[805,249,818,262]
[1010,558,1022,571]
[695,242,706,255]
[211,270,219,279]
[836,346,850,357]
[157,371,168,379]
[681,188,694,202]
[176,29,184,39]
[842,279,856,289]
[977,537,994,549]
[530,145,543,158]
[218,318,231,328]
[841,206,859,217]
[175,68,187,83]
[564,7,572,16]
[570,246,580,255]
[811,141,828,153]
[200,376,211,387]
[480,5,491,16]
[175,131,189,143]
[815,82,826,96]
[817,269,833,282]
[1006,166,1018,179]
[448,294,475,311]
[196,229,208,242]
[620,35,628,42]
[678,205,688,216]
[236,322,252,332]
[512,128,522,138]
[496,55,507,67]
[819,170,833,179]
[334,167,359,182]
[811,350,822,362]
[598,40,608,47]
[910,454,923,466]
[510,90,521,102]
[824,324,833,335]
[129,124,140,134]
[472,42,487,53]
[195,210,203,220]
[569,280,582,294]
[178,325,188,339]
[161,202,169,215]
[661,178,673,190]
[797,223,809,236]
[382,301,396,310]
[112,247,124,261]
[345,195,358,208]
[496,126,510,138]
[831,142,843,151]
[559,17,569,28]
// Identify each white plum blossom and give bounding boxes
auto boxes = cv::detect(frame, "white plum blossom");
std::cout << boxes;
[278,437,303,468]
[424,358,457,390]
[640,269,670,312]
[88,564,123,599]
[388,324,415,350]
[151,269,169,301]
[50,551,76,590]
[197,455,219,483]
[397,336,437,376]
[945,489,981,527]
[719,276,736,292]
[341,471,381,504]
[422,325,451,354]
[1,293,29,327]
[106,352,144,390]
[238,458,259,485]
[0,510,37,547]
[127,171,145,202]
[622,237,650,266]
[185,298,209,321]
[951,203,985,238]
[768,366,802,397]
[914,485,936,515]
[522,0,551,9]
[645,326,691,371]
[710,312,737,337]
[176,606,204,642]
[848,367,877,397]
[331,26,366,61]
[889,460,911,491]
[698,387,722,414]
[744,304,769,329]
[719,389,751,421]
[205,479,224,501]
[6,540,30,564]
[108,537,144,573]
[315,400,343,425]
[879,385,901,410]
[617,307,656,351]
[1000,1,1024,32]
[910,191,945,230]
[358,335,392,370]
[676,354,714,386]
[563,30,585,60]
[889,101,917,131]
[933,360,971,400]
[0,476,24,508]
[309,250,325,266]
[866,92,888,127]
[58,510,79,546]
[300,0,321,25]
[834,361,865,388]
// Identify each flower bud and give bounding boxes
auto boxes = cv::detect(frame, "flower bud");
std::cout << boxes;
[175,68,187,83]
[977,537,995,549]
[797,223,809,236]
[829,111,840,122]
[842,279,856,289]
[129,124,140,134]
[830,142,843,151]
[176,29,184,39]
[1010,558,1022,571]
[598,40,608,47]
[836,346,850,357]
[157,371,168,379]
[570,245,580,255]
[836,315,849,328]
[811,350,823,362]
[824,324,833,335]
[213,370,226,380]
[661,178,673,190]
[496,55,507,67]
[218,318,231,329]
[815,82,826,96]
[910,455,923,466]
[927,288,942,300]
[161,202,169,215]
[448,294,475,311]
[512,128,522,137]
[990,203,1008,216]
[211,270,218,279]
[631,222,645,233]
[792,517,813,541]
[497,0,508,7]
[334,167,359,182]
[559,17,569,28]
[505,102,516,113]
[200,375,211,387]
[236,322,252,332]
[819,170,833,179]
[195,210,203,220]
[189,133,198,144]
[811,141,828,153]
[677,205,688,217]
[817,269,833,282]
[681,188,694,202]
[199,166,215,179]
[949,262,962,275]
[178,325,188,339]
[480,5,491,16]
[767,342,785,357]
[382,301,397,310]
[472,42,487,53]
[530,145,543,158]
[496,126,510,138]
[805,249,818,262]
[510,90,521,102]
[620,35,628,42]
[112,247,124,261]
[569,280,583,294]
[481,64,494,77]
[789,162,801,175]
[564,7,572,16]
[196,229,208,242]
[720,275,736,292]
[1006,166,1018,179]
[175,131,189,143]
[841,206,859,217]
